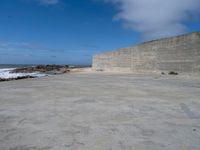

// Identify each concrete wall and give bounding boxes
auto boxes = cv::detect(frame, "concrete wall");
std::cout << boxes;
[93,31,200,74]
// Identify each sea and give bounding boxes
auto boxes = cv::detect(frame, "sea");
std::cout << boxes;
[0,64,47,79]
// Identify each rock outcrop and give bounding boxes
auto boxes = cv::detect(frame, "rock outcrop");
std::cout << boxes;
[0,75,35,82]
[11,65,70,75]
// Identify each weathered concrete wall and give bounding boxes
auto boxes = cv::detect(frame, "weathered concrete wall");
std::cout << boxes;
[93,31,200,74]
[93,48,132,72]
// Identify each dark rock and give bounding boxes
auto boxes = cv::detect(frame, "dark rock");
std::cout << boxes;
[168,71,178,75]
[11,65,69,74]
[0,75,35,82]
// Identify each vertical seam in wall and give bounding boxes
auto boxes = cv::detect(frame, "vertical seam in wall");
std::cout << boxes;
[131,48,133,71]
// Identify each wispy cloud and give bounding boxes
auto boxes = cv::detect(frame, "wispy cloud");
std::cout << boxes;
[34,0,59,5]
[0,41,101,53]
[0,42,66,53]
[80,44,100,49]
[103,0,200,40]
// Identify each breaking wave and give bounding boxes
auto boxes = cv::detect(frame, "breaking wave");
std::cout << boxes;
[0,68,47,79]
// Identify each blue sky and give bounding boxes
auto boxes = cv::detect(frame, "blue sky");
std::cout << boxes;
[0,0,200,65]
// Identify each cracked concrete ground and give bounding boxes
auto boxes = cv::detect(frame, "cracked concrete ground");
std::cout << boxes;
[0,72,200,150]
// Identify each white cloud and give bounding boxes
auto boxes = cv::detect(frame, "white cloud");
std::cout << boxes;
[104,0,200,40]
[34,0,59,5]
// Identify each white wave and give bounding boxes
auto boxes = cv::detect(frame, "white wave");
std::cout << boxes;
[0,68,47,79]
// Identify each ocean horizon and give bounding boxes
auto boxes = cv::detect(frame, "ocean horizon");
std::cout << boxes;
[0,64,37,69]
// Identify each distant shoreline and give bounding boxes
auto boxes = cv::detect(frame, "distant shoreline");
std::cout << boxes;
[0,64,91,69]
[0,64,92,82]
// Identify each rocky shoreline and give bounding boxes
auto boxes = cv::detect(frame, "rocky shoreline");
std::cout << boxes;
[11,64,69,74]
[0,65,70,82]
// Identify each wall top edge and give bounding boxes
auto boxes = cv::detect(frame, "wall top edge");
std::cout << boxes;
[93,31,200,57]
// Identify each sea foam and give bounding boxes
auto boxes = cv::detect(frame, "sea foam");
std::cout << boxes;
[0,68,47,79]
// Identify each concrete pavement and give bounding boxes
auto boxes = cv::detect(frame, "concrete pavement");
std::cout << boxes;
[0,72,200,150]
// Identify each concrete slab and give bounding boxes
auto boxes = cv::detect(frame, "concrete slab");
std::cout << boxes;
[0,73,200,150]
